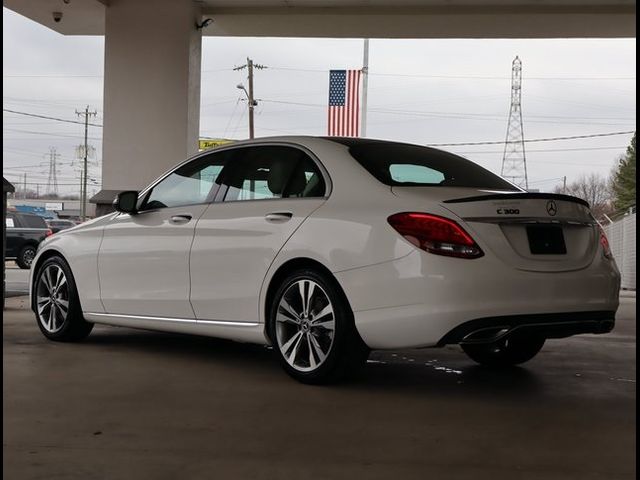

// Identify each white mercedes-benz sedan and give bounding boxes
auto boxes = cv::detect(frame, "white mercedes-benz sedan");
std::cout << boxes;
[30,136,620,383]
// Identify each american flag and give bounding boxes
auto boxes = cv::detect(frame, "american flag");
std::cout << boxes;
[328,69,362,137]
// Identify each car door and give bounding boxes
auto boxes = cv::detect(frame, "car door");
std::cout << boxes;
[98,151,229,318]
[190,144,329,323]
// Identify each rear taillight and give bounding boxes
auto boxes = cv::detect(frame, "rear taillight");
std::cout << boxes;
[388,212,483,259]
[598,224,612,258]
[45,229,53,237]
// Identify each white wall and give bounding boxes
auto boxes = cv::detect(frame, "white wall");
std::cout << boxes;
[605,210,636,290]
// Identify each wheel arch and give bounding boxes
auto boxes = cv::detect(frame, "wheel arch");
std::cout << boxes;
[262,257,353,336]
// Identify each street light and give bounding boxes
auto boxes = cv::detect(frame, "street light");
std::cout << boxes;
[236,83,248,98]
[236,83,257,139]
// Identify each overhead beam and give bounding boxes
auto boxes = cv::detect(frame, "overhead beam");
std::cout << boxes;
[4,2,636,38]
[205,5,636,39]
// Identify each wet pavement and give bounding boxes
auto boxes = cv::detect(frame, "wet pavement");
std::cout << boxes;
[3,294,636,480]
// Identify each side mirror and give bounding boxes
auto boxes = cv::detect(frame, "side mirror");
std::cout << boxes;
[113,191,139,214]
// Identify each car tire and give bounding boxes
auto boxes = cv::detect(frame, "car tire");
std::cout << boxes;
[268,269,369,384]
[461,335,545,367]
[33,256,93,342]
[16,245,37,269]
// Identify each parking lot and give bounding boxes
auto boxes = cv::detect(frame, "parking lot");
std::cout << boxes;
[3,288,635,480]
[4,263,29,297]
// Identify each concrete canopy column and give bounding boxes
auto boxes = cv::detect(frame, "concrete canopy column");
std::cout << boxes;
[95,0,202,214]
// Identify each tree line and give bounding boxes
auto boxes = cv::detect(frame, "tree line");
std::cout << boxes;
[553,132,636,220]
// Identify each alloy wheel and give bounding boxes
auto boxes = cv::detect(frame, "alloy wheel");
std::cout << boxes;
[23,248,35,267]
[36,264,70,333]
[275,279,336,372]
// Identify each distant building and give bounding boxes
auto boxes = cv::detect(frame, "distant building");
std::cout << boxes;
[7,198,95,220]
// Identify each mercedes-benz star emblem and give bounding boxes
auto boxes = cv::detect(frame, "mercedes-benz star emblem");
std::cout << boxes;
[546,200,558,216]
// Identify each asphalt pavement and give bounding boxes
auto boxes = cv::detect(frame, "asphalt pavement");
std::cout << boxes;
[4,263,29,297]
[2,293,636,480]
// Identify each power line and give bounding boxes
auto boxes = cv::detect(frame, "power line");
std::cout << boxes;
[453,145,628,154]
[3,109,103,127]
[3,74,103,78]
[267,66,636,81]
[3,128,102,140]
[258,99,635,126]
[426,130,635,147]
[4,181,99,186]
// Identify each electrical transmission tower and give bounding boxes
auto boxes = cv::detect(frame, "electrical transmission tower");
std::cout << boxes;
[501,56,528,189]
[46,147,61,196]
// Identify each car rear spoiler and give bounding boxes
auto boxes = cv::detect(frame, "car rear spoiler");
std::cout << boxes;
[442,192,590,208]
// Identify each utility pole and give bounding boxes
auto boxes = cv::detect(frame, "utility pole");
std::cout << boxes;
[562,176,567,193]
[500,56,528,190]
[234,58,266,139]
[361,39,370,138]
[22,173,27,199]
[76,106,97,220]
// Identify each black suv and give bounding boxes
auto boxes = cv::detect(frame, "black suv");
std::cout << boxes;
[5,212,52,269]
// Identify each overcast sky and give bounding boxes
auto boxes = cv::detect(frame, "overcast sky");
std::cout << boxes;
[3,7,636,196]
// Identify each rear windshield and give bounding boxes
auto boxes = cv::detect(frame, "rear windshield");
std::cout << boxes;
[332,139,518,190]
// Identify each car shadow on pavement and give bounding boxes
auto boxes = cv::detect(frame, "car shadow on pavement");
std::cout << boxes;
[83,327,542,396]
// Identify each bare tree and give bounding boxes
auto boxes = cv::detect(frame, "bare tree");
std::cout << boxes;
[554,173,614,220]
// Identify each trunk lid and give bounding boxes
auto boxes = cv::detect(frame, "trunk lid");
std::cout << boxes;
[391,187,598,272]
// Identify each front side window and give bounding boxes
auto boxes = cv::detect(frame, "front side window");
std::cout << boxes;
[140,151,229,210]
[221,146,326,202]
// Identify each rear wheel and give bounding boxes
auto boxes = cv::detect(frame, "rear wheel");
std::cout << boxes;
[461,335,545,367]
[268,269,369,384]
[34,256,93,342]
[16,245,37,269]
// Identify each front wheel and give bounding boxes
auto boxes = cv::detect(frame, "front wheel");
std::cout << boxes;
[268,269,369,384]
[462,335,545,367]
[34,256,93,342]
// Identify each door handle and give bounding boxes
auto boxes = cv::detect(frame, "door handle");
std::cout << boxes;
[265,212,293,223]
[170,214,192,224]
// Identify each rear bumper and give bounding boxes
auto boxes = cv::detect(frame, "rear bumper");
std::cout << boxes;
[335,250,620,349]
[437,310,615,346]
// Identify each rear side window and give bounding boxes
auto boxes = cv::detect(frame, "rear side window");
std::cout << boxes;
[220,146,326,202]
[17,214,47,228]
[344,140,518,190]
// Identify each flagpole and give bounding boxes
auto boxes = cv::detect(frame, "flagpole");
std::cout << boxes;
[361,38,369,138]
